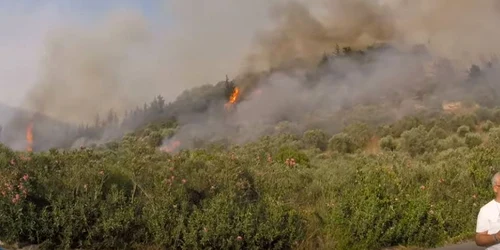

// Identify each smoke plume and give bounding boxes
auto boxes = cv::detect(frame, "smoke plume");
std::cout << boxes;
[17,0,500,123]
[163,0,500,150]
[3,0,500,151]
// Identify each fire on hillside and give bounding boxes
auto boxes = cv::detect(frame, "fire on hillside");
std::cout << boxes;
[224,87,241,111]
[26,121,33,152]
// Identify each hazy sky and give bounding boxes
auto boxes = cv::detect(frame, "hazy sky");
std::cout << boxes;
[0,0,166,108]
[0,0,274,114]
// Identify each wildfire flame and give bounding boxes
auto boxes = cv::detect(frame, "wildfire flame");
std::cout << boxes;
[224,87,240,110]
[26,122,33,152]
[160,140,181,153]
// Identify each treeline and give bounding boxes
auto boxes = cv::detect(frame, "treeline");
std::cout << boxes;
[69,77,238,146]
[14,43,500,151]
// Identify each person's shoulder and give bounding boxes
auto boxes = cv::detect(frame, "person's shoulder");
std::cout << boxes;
[479,199,497,212]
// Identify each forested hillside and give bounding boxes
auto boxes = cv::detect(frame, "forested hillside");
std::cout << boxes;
[2,41,500,250]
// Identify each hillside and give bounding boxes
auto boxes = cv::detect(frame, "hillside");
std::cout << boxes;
[0,103,80,152]
[1,43,500,250]
[19,43,499,153]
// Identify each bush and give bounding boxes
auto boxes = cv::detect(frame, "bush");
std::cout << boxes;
[160,128,177,138]
[400,126,432,156]
[465,133,483,148]
[379,135,397,151]
[343,122,373,149]
[481,120,494,132]
[275,146,310,166]
[329,133,357,153]
[0,143,306,249]
[492,108,500,123]
[457,125,470,137]
[3,103,500,250]
[330,163,447,249]
[389,116,423,137]
[427,126,448,140]
[488,127,500,146]
[302,129,329,151]
[451,114,477,131]
[375,125,392,138]
[438,135,466,151]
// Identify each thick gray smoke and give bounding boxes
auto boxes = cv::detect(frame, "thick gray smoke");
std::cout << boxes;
[163,0,500,151]
[3,0,500,151]
[244,0,500,72]
[164,45,439,150]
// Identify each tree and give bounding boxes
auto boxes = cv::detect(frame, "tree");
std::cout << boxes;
[318,53,329,68]
[157,95,165,113]
[468,64,481,79]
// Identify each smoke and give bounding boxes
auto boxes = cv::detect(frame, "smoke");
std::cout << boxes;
[244,0,500,72]
[14,0,500,124]
[16,1,279,125]
[3,0,500,151]
[244,0,395,71]
[162,0,500,150]
[25,10,152,124]
[165,45,438,150]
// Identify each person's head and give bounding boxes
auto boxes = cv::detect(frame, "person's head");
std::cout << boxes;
[492,172,500,195]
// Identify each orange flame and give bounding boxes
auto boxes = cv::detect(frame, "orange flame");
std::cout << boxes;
[26,122,33,152]
[161,140,181,153]
[225,87,240,110]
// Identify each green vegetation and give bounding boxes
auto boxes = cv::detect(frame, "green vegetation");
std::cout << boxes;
[3,44,500,249]
[1,106,500,249]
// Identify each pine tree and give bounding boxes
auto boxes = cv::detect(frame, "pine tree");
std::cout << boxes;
[157,95,165,113]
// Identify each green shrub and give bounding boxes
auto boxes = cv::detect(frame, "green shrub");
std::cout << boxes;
[451,114,477,131]
[400,126,432,156]
[427,126,448,140]
[275,146,310,166]
[330,163,447,249]
[146,131,163,147]
[457,125,470,137]
[343,122,373,149]
[481,120,494,132]
[329,133,357,153]
[438,135,466,150]
[183,195,304,249]
[0,142,307,249]
[160,128,177,138]
[488,127,500,146]
[1,105,500,250]
[379,135,397,151]
[389,116,423,137]
[302,129,329,151]
[465,133,482,148]
[375,125,392,138]
[492,108,500,123]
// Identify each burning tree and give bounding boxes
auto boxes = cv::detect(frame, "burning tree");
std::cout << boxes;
[26,121,33,152]
[224,87,241,111]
